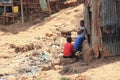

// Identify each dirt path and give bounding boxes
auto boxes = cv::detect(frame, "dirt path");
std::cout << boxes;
[38,57,120,80]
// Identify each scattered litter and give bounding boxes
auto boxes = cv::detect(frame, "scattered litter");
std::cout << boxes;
[0,78,6,80]
[61,66,71,74]
[41,51,51,62]
[31,68,40,74]
[15,50,52,75]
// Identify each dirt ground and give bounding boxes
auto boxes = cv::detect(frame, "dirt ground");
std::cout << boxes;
[0,3,120,80]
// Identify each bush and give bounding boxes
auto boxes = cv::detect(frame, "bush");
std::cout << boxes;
[60,77,71,80]
[36,78,42,80]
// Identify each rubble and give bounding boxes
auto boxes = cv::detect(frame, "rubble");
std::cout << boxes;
[0,49,53,79]
[74,75,89,80]
[9,42,42,53]
[55,23,77,37]
[71,31,77,39]
[54,65,63,70]
[51,58,61,66]
[60,66,80,74]
[45,33,54,37]
[60,57,75,65]
[41,64,51,71]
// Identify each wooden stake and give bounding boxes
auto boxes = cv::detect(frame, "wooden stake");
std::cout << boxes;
[47,0,52,15]
[20,0,24,24]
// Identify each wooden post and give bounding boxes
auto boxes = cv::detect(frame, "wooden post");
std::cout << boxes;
[20,0,24,24]
[3,5,6,25]
[11,0,15,24]
[47,0,52,15]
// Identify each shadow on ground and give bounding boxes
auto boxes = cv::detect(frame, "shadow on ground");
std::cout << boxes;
[59,56,120,76]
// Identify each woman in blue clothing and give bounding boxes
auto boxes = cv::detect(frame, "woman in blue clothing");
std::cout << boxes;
[74,20,85,52]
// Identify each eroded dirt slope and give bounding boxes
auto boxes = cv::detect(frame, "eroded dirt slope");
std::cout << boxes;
[0,3,120,80]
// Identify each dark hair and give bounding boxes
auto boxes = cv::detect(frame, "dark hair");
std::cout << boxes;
[66,37,72,42]
[80,20,84,26]
[80,20,84,23]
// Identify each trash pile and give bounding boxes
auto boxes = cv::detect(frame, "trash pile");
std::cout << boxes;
[18,50,52,75]
[0,21,84,79]
[0,50,52,80]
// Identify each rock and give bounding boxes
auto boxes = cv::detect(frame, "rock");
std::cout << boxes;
[55,31,61,36]
[20,76,33,80]
[60,30,71,37]
[54,23,61,27]
[82,40,94,63]
[80,62,88,66]
[58,53,63,57]
[71,32,77,37]
[32,49,41,56]
[75,75,89,80]
[33,42,42,49]
[18,68,31,74]
[51,58,60,66]
[55,23,77,37]
[71,32,77,41]
[31,68,40,74]
[17,64,32,74]
[54,65,62,70]
[38,35,46,39]
[14,42,42,53]
[41,64,51,71]
[9,44,16,48]
[45,33,53,37]
[60,57,74,65]
[60,66,71,74]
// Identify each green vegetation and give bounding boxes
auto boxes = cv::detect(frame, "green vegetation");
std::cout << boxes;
[60,77,71,80]
[36,78,42,80]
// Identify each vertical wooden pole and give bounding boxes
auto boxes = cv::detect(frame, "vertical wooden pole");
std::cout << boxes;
[47,0,52,15]
[20,0,24,24]
[3,5,6,25]
[12,0,15,24]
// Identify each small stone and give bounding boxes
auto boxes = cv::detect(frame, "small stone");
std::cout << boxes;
[41,65,50,71]
[31,68,40,74]
[58,53,63,57]
[51,59,60,66]
[8,76,16,80]
[60,57,74,65]
[61,66,71,74]
[54,23,61,27]
[54,65,62,70]
[71,32,77,37]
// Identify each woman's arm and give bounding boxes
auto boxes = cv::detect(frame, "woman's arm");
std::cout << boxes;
[77,29,84,34]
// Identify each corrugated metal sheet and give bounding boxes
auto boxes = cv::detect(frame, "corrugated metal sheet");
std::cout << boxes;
[101,0,120,56]
[84,0,120,57]
[84,0,102,58]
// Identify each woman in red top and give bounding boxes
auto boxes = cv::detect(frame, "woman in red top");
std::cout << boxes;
[63,37,79,61]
